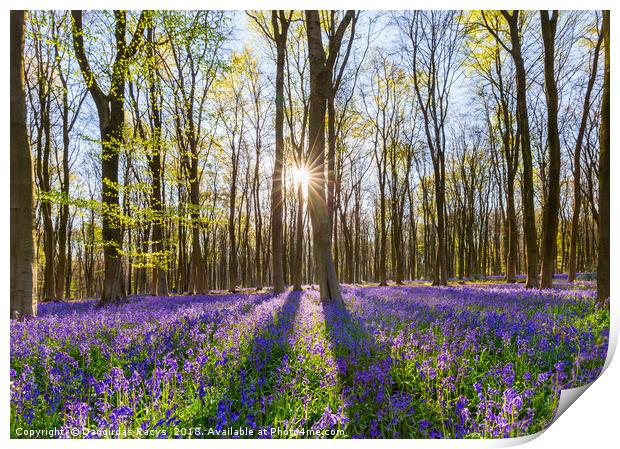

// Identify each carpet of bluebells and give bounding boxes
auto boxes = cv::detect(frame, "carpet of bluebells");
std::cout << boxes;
[10,282,608,439]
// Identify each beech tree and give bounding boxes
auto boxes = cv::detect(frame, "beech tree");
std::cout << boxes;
[72,10,148,304]
[11,10,37,319]
[270,11,291,294]
[539,10,560,289]
[145,16,168,296]
[305,10,354,302]
[481,10,539,288]
[247,10,293,293]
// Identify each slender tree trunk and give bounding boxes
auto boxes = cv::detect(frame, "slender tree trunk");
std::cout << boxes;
[539,11,561,289]
[65,214,74,299]
[292,188,304,290]
[189,153,206,294]
[506,169,518,282]
[433,159,448,285]
[253,145,263,289]
[55,84,72,300]
[228,152,239,292]
[503,10,539,288]
[37,93,56,301]
[270,11,289,294]
[378,178,388,285]
[146,22,168,296]
[354,190,360,283]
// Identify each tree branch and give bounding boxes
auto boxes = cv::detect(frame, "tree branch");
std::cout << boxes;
[71,10,107,107]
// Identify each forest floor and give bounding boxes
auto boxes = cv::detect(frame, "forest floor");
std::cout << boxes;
[10,281,608,439]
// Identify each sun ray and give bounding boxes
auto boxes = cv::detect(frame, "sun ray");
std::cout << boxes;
[290,164,311,200]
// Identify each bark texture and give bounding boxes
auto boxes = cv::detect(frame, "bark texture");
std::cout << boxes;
[11,10,37,319]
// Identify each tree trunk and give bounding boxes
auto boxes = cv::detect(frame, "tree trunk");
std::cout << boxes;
[55,81,72,300]
[305,10,343,303]
[505,180,518,282]
[253,144,263,289]
[270,11,289,294]
[503,10,539,288]
[228,149,239,292]
[597,10,610,303]
[433,158,448,285]
[378,177,388,285]
[292,188,304,290]
[10,10,37,319]
[539,11,561,289]
[99,111,126,303]
[65,214,74,298]
[189,154,206,294]
[37,90,56,301]
[72,10,147,304]
[146,22,168,296]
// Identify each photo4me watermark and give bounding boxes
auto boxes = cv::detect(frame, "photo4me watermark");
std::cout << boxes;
[14,426,347,438]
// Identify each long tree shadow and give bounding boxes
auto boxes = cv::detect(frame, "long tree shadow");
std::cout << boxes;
[200,290,302,437]
[320,287,406,438]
